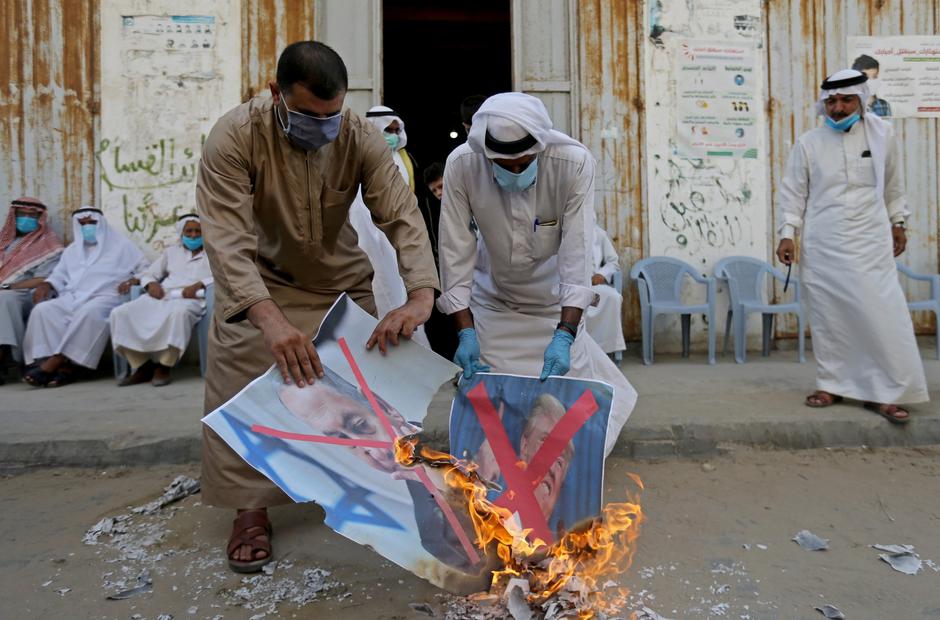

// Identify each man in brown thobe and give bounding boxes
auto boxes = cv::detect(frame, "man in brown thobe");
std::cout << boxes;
[196,41,438,573]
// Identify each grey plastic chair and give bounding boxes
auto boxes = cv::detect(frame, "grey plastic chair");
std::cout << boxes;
[714,256,805,364]
[630,256,716,365]
[897,262,940,360]
[113,283,214,379]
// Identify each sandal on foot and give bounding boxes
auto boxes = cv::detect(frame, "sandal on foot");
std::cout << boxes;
[23,367,53,387]
[119,362,155,387]
[227,510,273,574]
[46,370,76,388]
[863,402,911,426]
[805,391,843,408]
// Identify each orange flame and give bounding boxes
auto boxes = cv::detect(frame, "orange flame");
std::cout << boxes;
[395,435,644,617]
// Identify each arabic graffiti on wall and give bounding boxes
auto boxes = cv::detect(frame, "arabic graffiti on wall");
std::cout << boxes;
[99,1,241,258]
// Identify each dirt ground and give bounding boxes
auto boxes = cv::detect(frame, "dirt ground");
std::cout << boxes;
[2,447,939,620]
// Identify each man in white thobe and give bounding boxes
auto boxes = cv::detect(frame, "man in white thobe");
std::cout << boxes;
[23,207,146,387]
[438,92,637,454]
[776,69,929,423]
[110,214,213,387]
[585,224,626,355]
[348,105,430,347]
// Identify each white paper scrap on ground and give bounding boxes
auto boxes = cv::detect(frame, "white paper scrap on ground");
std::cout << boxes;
[793,530,830,551]
[872,544,922,575]
[203,294,491,593]
[815,604,846,619]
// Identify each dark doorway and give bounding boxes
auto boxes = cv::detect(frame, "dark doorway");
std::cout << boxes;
[382,0,512,176]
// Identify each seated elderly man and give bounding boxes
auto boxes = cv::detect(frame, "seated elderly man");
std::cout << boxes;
[0,197,63,381]
[110,214,213,387]
[22,207,146,387]
[584,224,626,355]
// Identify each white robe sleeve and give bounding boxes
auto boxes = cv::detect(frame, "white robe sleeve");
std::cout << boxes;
[436,157,478,315]
[558,151,597,309]
[883,127,910,225]
[44,254,70,294]
[138,251,169,289]
[777,140,810,240]
[596,229,620,283]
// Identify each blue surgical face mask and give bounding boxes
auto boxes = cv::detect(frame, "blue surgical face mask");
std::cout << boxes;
[15,216,39,234]
[81,223,98,244]
[492,158,538,192]
[825,112,860,132]
[276,97,342,151]
[182,235,204,251]
[384,132,400,150]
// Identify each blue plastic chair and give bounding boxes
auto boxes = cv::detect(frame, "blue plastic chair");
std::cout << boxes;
[714,256,805,364]
[630,256,717,365]
[113,283,213,379]
[897,262,940,360]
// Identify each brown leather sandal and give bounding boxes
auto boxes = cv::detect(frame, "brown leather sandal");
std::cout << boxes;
[805,391,843,408]
[863,402,911,426]
[227,510,273,573]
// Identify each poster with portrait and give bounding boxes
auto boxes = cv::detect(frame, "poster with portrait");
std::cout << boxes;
[676,39,760,158]
[449,373,613,546]
[847,36,940,118]
[202,294,492,593]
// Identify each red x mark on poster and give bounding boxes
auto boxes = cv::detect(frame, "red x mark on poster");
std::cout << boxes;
[250,338,480,566]
[466,381,599,545]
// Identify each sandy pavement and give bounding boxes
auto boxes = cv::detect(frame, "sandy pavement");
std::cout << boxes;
[2,447,939,619]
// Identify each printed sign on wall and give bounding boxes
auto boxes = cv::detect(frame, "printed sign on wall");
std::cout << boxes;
[847,36,940,118]
[675,40,759,158]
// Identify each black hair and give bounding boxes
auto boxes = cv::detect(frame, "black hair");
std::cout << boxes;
[276,41,348,99]
[851,54,880,72]
[423,162,444,186]
[460,95,487,126]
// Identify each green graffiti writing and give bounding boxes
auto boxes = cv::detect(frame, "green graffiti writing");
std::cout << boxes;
[122,193,185,243]
[97,135,205,192]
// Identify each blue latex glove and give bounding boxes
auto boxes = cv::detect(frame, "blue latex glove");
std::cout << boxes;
[454,327,491,379]
[539,329,575,381]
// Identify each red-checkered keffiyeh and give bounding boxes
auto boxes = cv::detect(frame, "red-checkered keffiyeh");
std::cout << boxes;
[0,197,64,285]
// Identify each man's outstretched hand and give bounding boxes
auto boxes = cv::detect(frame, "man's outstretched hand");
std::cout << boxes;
[367,287,434,353]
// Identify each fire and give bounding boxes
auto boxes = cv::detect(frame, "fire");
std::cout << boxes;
[395,435,644,617]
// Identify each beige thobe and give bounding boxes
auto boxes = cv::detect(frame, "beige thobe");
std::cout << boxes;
[196,95,439,508]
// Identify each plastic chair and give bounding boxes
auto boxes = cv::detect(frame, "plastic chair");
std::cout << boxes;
[113,283,213,378]
[714,256,805,364]
[897,262,940,360]
[611,270,625,364]
[630,256,717,365]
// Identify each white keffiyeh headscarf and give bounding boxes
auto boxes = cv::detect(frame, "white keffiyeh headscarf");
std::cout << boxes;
[816,69,891,204]
[365,105,408,150]
[467,92,585,159]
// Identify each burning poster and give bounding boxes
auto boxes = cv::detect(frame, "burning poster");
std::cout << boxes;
[202,294,491,593]
[449,373,613,546]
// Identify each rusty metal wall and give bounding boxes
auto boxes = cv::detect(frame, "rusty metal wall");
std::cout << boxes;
[766,0,940,334]
[242,0,316,101]
[0,0,98,236]
[578,0,646,338]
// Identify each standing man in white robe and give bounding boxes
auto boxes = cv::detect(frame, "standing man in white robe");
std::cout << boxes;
[348,105,430,347]
[585,224,626,355]
[776,69,929,424]
[438,93,637,454]
[22,207,146,387]
[110,214,213,387]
